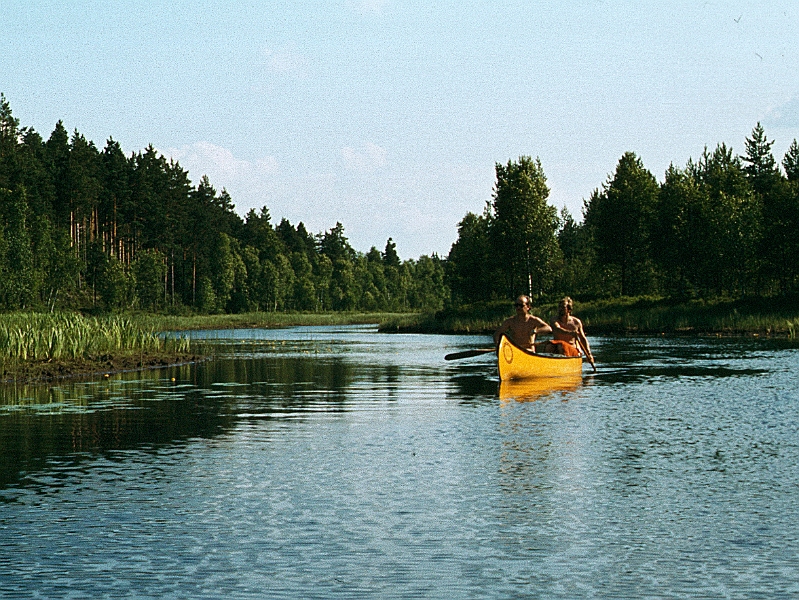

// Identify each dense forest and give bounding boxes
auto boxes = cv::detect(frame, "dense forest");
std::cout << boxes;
[448,124,799,305]
[0,95,448,313]
[3,93,798,316]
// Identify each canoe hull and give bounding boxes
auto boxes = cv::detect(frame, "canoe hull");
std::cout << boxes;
[497,335,583,381]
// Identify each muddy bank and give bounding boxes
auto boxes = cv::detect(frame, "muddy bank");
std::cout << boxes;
[1,352,205,384]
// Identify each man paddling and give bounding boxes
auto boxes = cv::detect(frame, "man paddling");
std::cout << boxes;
[493,295,551,351]
[538,296,596,370]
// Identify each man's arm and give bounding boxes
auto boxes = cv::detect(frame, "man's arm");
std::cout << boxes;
[493,318,511,346]
[532,317,552,334]
[573,318,595,370]
[551,320,573,336]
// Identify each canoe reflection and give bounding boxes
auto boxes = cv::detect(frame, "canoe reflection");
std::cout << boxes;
[498,375,583,402]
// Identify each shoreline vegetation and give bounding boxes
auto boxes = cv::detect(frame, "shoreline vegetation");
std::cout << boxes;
[379,296,799,340]
[2,299,797,385]
[0,311,408,384]
[0,313,196,384]
[2,99,798,386]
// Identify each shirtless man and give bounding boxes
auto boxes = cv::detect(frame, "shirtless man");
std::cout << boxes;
[538,296,596,370]
[493,295,551,350]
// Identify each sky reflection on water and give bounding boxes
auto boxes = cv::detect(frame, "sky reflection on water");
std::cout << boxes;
[1,327,798,598]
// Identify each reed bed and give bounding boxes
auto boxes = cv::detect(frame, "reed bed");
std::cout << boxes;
[0,313,190,362]
[576,297,799,336]
[385,296,799,338]
[379,303,509,334]
[133,311,410,332]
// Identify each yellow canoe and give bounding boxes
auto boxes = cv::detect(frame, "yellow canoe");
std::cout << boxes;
[497,335,583,381]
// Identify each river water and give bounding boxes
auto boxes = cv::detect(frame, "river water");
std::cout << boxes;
[1,325,798,598]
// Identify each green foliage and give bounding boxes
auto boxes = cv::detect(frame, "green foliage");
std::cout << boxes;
[290,252,316,310]
[447,210,493,303]
[583,152,659,296]
[5,92,799,315]
[407,255,448,311]
[0,312,190,362]
[196,276,217,313]
[783,140,799,182]
[97,256,135,310]
[693,145,762,296]
[133,249,166,311]
[1,186,35,308]
[491,156,561,298]
[555,207,603,298]
[446,126,798,306]
[319,222,355,262]
[743,123,781,196]
[383,237,400,268]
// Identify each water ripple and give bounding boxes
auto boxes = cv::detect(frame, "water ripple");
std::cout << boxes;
[1,329,798,597]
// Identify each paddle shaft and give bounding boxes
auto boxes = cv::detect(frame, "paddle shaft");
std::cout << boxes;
[575,337,596,371]
[444,348,495,361]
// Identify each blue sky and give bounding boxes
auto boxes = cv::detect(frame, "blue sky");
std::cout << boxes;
[3,1,798,258]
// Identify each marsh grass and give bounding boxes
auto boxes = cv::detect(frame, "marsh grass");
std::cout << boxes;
[379,302,510,334]
[0,310,415,382]
[131,311,410,333]
[0,312,190,363]
[385,296,799,338]
[575,296,799,336]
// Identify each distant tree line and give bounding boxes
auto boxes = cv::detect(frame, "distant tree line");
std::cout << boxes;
[0,95,448,313]
[447,123,799,304]
[4,90,796,315]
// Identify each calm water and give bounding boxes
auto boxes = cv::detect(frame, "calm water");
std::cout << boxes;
[1,326,798,598]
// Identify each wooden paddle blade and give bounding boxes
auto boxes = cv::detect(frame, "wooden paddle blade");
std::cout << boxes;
[444,348,495,361]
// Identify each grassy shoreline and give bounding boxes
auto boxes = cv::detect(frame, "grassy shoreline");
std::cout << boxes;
[3,301,795,384]
[0,312,200,384]
[0,311,407,384]
[380,296,799,339]
[127,311,410,332]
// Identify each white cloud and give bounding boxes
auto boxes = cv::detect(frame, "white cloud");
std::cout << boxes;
[341,142,387,172]
[262,46,310,77]
[763,96,799,128]
[167,141,277,183]
[164,142,279,214]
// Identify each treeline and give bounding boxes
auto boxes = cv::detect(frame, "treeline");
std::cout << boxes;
[5,90,796,316]
[0,95,448,313]
[447,124,799,304]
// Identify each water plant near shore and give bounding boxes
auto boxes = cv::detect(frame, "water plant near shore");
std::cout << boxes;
[0,313,190,362]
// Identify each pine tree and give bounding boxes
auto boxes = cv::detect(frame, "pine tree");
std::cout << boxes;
[783,139,799,182]
[583,152,659,296]
[742,123,779,195]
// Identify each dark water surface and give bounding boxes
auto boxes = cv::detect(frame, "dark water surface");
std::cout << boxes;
[1,326,798,598]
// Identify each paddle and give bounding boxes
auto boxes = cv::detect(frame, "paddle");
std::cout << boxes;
[575,337,597,371]
[444,348,495,361]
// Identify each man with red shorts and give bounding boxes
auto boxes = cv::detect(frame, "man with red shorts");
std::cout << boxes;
[538,296,596,370]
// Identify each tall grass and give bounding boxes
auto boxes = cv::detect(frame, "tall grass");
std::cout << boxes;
[379,302,509,334]
[575,296,799,335]
[383,296,799,337]
[136,311,410,332]
[0,313,190,362]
